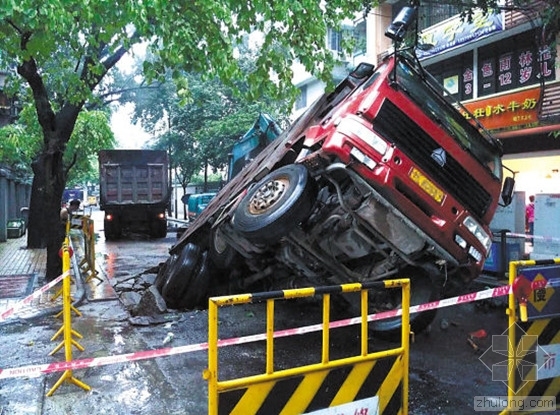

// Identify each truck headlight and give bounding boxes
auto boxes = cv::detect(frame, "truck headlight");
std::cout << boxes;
[337,118,388,155]
[463,216,491,253]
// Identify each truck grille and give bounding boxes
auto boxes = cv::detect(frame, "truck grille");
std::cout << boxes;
[372,99,491,219]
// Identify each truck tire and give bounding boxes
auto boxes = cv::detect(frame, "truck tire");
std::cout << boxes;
[150,220,168,238]
[161,243,201,309]
[233,164,317,243]
[154,253,178,291]
[209,226,238,270]
[104,218,122,241]
[369,267,440,341]
[177,250,212,309]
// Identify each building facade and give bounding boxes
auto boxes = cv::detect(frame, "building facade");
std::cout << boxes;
[292,0,560,195]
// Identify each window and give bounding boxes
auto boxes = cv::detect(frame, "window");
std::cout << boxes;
[393,1,460,32]
[426,52,474,101]
[328,28,342,53]
[353,20,367,57]
[295,85,307,110]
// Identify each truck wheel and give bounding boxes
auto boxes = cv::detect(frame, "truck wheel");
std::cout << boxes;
[209,226,238,270]
[369,267,440,341]
[177,250,212,309]
[161,243,201,309]
[150,220,168,238]
[154,253,178,291]
[104,218,122,241]
[233,164,317,243]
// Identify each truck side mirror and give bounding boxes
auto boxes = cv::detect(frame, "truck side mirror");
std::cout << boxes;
[500,177,515,206]
[385,6,418,42]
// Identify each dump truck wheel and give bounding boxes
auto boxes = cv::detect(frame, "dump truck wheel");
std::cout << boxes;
[176,250,212,309]
[369,267,440,341]
[233,164,316,243]
[104,218,122,241]
[155,253,178,291]
[162,243,201,308]
[209,226,238,270]
[150,220,168,238]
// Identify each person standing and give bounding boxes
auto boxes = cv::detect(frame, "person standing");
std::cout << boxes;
[60,199,81,224]
[526,195,535,246]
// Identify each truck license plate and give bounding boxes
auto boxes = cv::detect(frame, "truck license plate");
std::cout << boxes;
[409,168,444,203]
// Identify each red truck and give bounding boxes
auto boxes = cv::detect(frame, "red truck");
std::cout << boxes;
[156,14,514,338]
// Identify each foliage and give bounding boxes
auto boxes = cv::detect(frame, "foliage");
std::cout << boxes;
[0,105,39,177]
[189,172,224,186]
[65,110,116,186]
[134,52,292,187]
[0,104,115,185]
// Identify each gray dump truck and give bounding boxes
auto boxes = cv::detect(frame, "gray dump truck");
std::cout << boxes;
[99,149,171,240]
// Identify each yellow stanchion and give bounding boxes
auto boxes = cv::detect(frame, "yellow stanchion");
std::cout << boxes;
[46,235,90,396]
[79,216,102,284]
[51,220,73,302]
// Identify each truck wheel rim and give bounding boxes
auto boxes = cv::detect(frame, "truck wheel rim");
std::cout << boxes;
[213,227,228,254]
[248,177,288,215]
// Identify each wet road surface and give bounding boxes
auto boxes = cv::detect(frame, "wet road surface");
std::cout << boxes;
[0,208,547,414]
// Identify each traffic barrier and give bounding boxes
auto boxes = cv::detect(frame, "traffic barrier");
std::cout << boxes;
[499,258,560,414]
[0,281,513,380]
[204,280,411,415]
[46,234,90,396]
[77,215,102,283]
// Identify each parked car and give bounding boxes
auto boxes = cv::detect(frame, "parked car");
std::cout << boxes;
[86,195,98,207]
[7,218,26,238]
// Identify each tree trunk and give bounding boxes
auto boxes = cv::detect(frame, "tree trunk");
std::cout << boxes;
[27,147,67,281]
[203,161,208,192]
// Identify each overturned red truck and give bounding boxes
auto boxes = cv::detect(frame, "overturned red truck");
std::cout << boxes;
[156,14,514,337]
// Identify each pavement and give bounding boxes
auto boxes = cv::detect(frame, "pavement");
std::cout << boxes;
[0,231,88,323]
[0,226,522,323]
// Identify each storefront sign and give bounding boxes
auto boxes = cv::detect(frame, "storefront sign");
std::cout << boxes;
[461,86,540,131]
[418,10,503,58]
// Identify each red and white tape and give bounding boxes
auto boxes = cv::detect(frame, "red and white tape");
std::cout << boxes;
[0,284,511,380]
[0,271,69,323]
[505,231,560,243]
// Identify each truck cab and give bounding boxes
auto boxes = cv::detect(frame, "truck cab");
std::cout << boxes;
[186,193,217,222]
[156,9,514,339]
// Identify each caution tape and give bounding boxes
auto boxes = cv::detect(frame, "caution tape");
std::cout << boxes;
[0,271,69,323]
[0,283,511,380]
[505,231,560,243]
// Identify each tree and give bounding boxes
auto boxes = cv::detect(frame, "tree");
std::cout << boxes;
[0,0,376,280]
[2,1,558,280]
[131,45,292,204]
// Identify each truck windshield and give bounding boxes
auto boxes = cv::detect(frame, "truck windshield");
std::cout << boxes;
[396,57,503,180]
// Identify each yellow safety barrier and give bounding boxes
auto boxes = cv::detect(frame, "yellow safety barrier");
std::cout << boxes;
[78,215,102,283]
[500,259,560,414]
[46,230,90,396]
[204,279,410,415]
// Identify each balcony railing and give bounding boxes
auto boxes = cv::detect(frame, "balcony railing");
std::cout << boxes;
[503,0,547,29]
[539,80,560,122]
